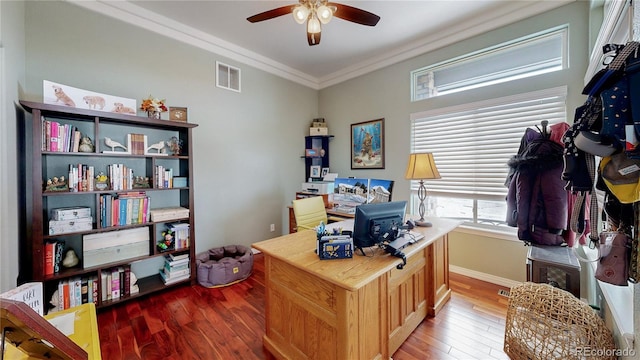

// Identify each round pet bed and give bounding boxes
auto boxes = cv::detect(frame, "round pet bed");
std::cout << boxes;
[195,245,254,288]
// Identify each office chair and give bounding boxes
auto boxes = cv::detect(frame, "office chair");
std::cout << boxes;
[504,282,615,360]
[292,196,328,232]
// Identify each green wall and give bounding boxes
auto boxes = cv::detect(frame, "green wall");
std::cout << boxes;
[318,1,590,283]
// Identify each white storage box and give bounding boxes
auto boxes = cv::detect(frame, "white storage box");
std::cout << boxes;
[83,227,149,268]
[49,217,93,235]
[50,206,92,221]
[309,127,328,136]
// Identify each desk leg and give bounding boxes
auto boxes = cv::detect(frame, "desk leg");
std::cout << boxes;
[427,234,451,316]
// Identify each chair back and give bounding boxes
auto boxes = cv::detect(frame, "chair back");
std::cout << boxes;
[292,197,327,231]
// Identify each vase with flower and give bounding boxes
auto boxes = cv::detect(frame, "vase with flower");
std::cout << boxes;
[140,95,168,119]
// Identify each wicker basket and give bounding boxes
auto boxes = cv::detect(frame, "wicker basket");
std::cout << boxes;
[503,282,616,360]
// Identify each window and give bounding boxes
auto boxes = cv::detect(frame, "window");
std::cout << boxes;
[409,86,567,230]
[411,26,567,101]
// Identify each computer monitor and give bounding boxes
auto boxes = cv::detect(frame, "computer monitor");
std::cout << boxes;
[352,200,407,251]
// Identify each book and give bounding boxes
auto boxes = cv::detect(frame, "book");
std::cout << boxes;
[164,255,189,267]
[92,276,99,304]
[44,241,55,275]
[0,282,44,316]
[163,267,190,279]
[81,278,88,304]
[101,272,108,302]
[123,265,131,297]
[73,277,82,307]
[159,271,190,285]
[169,253,189,261]
[53,240,65,273]
[111,268,120,300]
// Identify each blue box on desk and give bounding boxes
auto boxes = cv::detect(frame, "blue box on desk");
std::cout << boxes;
[318,235,353,260]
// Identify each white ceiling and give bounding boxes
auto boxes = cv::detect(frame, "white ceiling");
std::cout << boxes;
[70,0,573,89]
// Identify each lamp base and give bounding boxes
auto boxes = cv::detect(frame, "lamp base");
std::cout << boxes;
[415,220,432,227]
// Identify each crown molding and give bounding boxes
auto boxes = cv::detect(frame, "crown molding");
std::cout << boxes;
[66,0,321,89]
[317,0,574,88]
[67,0,573,91]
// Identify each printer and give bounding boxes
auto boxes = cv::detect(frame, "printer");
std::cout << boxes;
[301,181,334,194]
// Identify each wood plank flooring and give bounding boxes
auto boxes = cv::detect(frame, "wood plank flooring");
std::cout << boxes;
[98,253,512,359]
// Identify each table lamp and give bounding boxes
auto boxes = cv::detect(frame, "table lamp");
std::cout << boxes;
[405,153,441,227]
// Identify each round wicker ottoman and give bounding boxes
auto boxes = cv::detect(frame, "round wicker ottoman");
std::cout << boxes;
[195,245,254,288]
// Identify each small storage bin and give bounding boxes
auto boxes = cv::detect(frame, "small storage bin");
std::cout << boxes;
[195,245,253,288]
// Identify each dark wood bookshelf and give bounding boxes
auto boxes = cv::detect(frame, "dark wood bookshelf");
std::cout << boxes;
[17,100,198,312]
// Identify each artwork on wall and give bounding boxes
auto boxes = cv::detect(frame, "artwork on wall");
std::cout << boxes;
[43,80,137,116]
[351,118,384,169]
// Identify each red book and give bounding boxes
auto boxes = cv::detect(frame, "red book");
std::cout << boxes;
[44,242,55,275]
[62,281,70,310]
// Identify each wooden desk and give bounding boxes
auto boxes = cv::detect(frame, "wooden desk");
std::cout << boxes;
[252,218,461,360]
[288,206,353,233]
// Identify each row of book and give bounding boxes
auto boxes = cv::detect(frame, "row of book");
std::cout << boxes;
[68,164,95,192]
[51,264,139,313]
[44,240,65,276]
[160,254,190,285]
[155,165,175,188]
[128,133,147,155]
[107,163,141,191]
[101,265,138,302]
[41,117,82,153]
[99,192,150,227]
[52,275,98,312]
[169,223,190,250]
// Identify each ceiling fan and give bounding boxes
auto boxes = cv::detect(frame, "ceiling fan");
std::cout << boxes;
[247,1,380,46]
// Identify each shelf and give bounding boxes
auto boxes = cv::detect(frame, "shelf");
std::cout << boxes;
[18,100,198,312]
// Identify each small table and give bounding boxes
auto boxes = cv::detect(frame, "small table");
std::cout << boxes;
[526,245,581,298]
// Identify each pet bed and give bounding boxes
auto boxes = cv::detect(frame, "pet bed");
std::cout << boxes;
[195,245,253,288]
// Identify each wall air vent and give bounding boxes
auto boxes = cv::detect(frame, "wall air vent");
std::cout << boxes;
[216,61,241,92]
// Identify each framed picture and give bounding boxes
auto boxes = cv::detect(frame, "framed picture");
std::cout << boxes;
[351,118,385,169]
[321,167,330,178]
[310,165,321,178]
[169,107,188,122]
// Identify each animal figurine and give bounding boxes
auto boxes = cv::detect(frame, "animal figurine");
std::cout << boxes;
[78,136,94,153]
[104,137,127,152]
[83,95,105,110]
[147,140,165,154]
[52,85,76,107]
[111,102,136,114]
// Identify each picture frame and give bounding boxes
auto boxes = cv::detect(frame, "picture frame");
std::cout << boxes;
[351,118,385,169]
[169,107,188,122]
[321,167,330,178]
[310,165,321,178]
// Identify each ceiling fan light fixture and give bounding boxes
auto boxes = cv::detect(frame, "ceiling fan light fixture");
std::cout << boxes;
[292,5,309,24]
[307,16,321,34]
[316,5,333,24]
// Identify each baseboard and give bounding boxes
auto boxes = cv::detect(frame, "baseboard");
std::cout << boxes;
[449,265,521,289]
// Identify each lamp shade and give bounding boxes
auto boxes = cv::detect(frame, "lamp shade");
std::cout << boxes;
[405,153,441,180]
[307,16,321,34]
[316,5,333,24]
[292,5,310,24]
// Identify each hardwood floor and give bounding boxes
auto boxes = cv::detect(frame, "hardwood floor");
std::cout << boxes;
[98,253,512,359]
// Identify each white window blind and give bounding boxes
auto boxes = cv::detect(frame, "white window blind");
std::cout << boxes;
[410,86,567,204]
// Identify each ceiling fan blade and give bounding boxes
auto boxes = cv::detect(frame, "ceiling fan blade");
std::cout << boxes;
[328,3,380,26]
[247,5,294,23]
[307,31,321,46]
